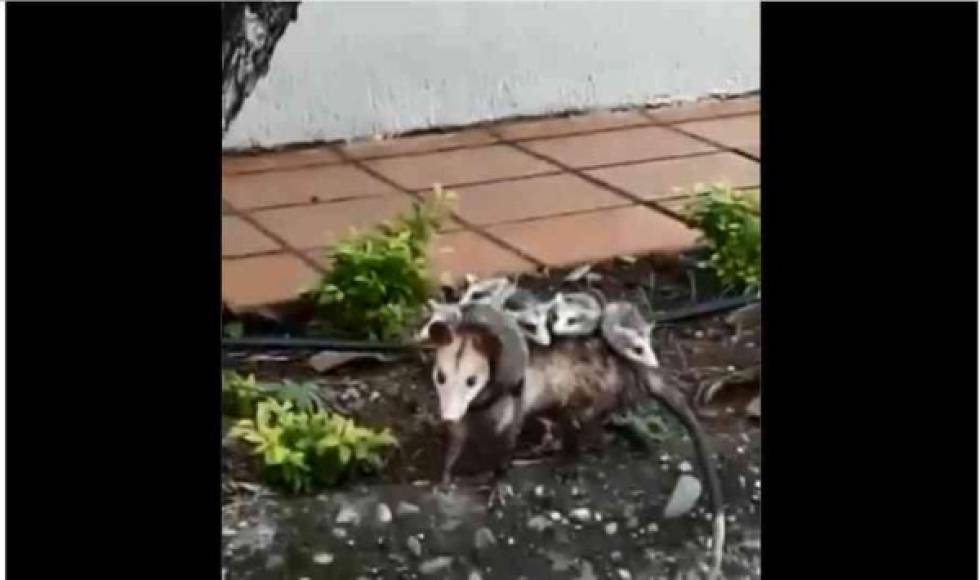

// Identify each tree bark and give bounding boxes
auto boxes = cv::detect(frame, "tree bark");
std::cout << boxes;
[222,2,300,136]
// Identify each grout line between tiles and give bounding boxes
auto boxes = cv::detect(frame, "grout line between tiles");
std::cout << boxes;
[222,199,327,274]
[658,122,760,163]
[499,139,701,227]
[332,146,547,271]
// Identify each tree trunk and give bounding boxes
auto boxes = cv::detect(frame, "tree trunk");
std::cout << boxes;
[222,2,300,136]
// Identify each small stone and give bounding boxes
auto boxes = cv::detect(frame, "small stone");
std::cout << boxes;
[396,501,421,516]
[694,330,705,339]
[406,536,423,558]
[646,522,659,533]
[575,560,598,580]
[549,511,562,522]
[221,527,237,537]
[313,552,334,565]
[265,554,285,570]
[616,568,632,580]
[332,527,348,539]
[369,390,381,402]
[527,515,552,532]
[336,505,360,525]
[419,556,453,575]
[571,485,584,498]
[664,474,702,518]
[376,503,393,524]
[569,508,591,523]
[594,512,603,522]
[605,522,618,535]
[610,550,622,562]
[468,571,483,580]
[746,395,761,418]
[626,516,639,529]
[677,461,692,473]
[474,527,496,550]
[534,485,546,497]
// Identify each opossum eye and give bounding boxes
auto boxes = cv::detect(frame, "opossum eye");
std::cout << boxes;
[568,317,580,325]
[466,376,478,388]
[435,370,446,384]
[632,346,644,355]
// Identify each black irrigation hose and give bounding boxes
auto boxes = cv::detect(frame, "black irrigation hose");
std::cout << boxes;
[221,295,758,353]
[652,294,758,324]
[221,336,424,353]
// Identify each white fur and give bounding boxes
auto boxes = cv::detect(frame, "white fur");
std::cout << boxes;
[432,336,490,421]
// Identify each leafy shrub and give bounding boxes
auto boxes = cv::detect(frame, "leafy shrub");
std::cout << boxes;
[222,370,262,418]
[222,371,327,418]
[686,185,761,294]
[308,185,456,341]
[230,399,398,493]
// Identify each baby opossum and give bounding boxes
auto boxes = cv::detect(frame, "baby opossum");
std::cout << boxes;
[416,299,463,341]
[503,289,555,346]
[428,307,725,575]
[459,276,516,308]
[551,289,660,368]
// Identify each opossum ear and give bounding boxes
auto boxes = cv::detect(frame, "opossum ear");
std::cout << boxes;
[429,321,454,346]
[471,328,502,365]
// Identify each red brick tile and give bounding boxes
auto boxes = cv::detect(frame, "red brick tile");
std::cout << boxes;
[363,145,559,191]
[435,173,628,226]
[646,96,760,124]
[251,195,416,250]
[223,253,320,309]
[222,216,281,257]
[222,164,400,211]
[520,126,716,169]
[494,110,651,141]
[222,146,343,175]
[430,230,536,283]
[486,205,698,267]
[585,152,759,201]
[341,129,498,160]
[675,115,759,156]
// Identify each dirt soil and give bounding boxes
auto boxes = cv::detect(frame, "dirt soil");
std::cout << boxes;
[222,255,761,580]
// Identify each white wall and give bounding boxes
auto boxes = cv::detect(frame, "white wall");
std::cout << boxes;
[223,1,760,151]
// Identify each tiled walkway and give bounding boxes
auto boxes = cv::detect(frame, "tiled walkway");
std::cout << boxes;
[222,95,760,310]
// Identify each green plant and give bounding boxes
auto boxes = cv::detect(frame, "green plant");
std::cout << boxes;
[309,185,455,340]
[222,370,262,417]
[230,399,398,493]
[222,371,326,417]
[686,185,761,294]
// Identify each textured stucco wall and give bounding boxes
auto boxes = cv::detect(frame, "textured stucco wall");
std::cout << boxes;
[223,1,760,151]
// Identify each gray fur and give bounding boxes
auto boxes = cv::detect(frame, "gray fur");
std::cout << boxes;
[503,289,555,346]
[601,301,659,368]
[459,277,516,308]
[550,291,603,336]
[459,303,528,388]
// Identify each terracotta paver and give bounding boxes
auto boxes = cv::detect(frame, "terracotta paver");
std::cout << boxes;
[485,205,698,268]
[220,96,760,309]
[251,195,416,250]
[341,129,498,160]
[520,126,716,169]
[585,152,759,201]
[222,164,400,210]
[222,216,281,257]
[222,146,343,175]
[675,115,760,157]
[363,144,560,191]
[646,96,759,124]
[493,110,651,141]
[430,230,536,283]
[223,253,321,310]
[438,173,629,226]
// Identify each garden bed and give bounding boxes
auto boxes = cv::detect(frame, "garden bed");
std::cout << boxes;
[222,252,761,580]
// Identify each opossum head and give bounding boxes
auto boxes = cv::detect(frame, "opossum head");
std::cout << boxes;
[550,292,602,336]
[459,277,515,308]
[416,299,463,341]
[428,320,501,422]
[506,296,554,346]
[606,321,659,368]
